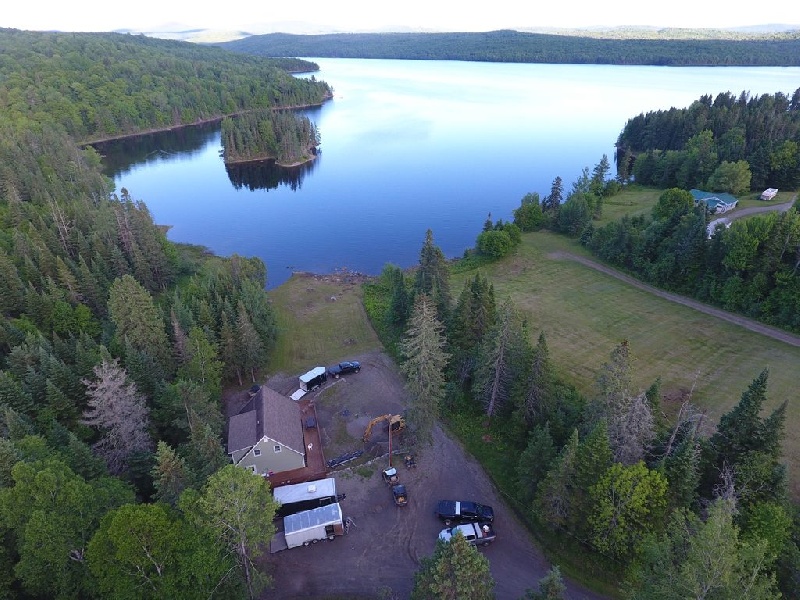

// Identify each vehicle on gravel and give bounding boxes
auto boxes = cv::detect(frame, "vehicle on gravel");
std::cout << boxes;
[392,484,408,507]
[436,500,494,524]
[328,361,361,378]
[382,467,399,485]
[439,521,496,546]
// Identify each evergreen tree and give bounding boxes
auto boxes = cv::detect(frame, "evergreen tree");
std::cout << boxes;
[413,229,452,324]
[519,332,554,427]
[81,359,152,475]
[472,298,524,418]
[523,565,567,600]
[516,423,558,504]
[411,533,494,600]
[542,176,564,215]
[152,441,190,507]
[399,294,450,447]
[108,274,171,369]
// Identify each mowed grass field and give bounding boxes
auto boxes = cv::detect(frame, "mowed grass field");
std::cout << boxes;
[453,230,800,499]
[266,272,382,373]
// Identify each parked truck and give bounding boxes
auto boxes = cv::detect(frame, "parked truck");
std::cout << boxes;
[273,478,338,519]
[270,502,345,552]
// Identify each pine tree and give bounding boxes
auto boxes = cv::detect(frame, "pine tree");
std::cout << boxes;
[411,533,494,600]
[152,441,190,506]
[472,298,524,419]
[399,294,450,447]
[81,359,152,475]
[413,229,452,324]
[520,332,554,427]
[235,301,265,384]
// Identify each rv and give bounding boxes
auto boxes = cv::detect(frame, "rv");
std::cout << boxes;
[270,502,344,552]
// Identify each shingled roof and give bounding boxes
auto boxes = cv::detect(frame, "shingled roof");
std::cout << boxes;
[227,386,303,455]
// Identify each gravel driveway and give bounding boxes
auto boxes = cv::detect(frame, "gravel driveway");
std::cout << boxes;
[259,352,605,600]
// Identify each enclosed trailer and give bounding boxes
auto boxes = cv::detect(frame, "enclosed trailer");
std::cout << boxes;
[283,502,344,549]
[273,478,337,519]
[298,366,327,392]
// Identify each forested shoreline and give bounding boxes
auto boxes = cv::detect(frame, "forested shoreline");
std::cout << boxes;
[218,30,800,66]
[0,28,329,598]
[1,24,799,599]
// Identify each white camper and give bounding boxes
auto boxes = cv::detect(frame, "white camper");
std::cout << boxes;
[282,502,344,549]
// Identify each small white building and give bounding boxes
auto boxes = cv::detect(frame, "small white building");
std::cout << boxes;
[760,188,778,201]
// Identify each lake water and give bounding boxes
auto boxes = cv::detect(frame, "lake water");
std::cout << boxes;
[100,59,800,288]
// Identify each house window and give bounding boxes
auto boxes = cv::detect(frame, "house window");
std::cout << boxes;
[248,465,256,473]
[254,449,261,457]
[274,445,282,453]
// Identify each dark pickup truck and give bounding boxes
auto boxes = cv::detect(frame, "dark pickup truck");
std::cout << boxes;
[328,361,361,378]
[436,500,494,524]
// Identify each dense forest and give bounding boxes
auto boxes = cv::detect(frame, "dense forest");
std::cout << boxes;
[0,29,332,598]
[220,108,320,166]
[218,30,800,66]
[0,28,331,140]
[616,89,800,191]
[365,228,798,598]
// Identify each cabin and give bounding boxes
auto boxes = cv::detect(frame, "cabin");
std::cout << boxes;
[227,385,306,476]
[690,189,738,214]
[760,188,778,201]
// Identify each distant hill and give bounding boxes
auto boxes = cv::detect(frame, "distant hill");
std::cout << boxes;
[216,29,800,66]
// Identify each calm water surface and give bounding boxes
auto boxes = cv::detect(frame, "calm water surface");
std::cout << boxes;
[102,59,800,288]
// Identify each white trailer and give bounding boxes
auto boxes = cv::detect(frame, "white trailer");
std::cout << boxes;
[273,478,337,519]
[298,366,327,392]
[283,502,344,549]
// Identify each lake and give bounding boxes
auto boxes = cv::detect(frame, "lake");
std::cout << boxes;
[100,59,800,289]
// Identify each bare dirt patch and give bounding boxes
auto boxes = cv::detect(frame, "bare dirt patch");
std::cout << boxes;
[256,350,604,600]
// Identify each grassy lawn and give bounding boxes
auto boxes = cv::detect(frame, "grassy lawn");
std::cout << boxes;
[266,273,382,374]
[453,228,800,499]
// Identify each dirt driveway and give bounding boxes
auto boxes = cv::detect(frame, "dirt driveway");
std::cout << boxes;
[258,351,604,600]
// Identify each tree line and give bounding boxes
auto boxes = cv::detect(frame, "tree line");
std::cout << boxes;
[616,89,800,192]
[364,229,797,598]
[0,29,323,598]
[218,30,800,67]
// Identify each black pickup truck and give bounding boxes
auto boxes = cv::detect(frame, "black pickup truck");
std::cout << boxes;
[435,500,494,524]
[327,360,361,378]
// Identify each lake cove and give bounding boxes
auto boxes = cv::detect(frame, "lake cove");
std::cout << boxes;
[102,59,800,289]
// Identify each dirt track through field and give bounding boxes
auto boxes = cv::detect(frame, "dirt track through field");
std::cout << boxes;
[548,252,800,348]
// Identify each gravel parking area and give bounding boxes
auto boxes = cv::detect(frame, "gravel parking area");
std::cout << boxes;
[257,351,605,600]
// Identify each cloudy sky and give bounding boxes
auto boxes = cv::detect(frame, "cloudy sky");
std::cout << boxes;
[3,0,798,33]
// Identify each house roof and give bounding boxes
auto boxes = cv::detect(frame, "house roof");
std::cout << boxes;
[690,189,738,206]
[261,386,304,453]
[227,386,303,455]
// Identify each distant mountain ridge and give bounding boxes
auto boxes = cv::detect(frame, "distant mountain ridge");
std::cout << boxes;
[125,24,800,44]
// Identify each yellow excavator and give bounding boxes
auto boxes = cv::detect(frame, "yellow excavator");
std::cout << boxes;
[363,414,405,442]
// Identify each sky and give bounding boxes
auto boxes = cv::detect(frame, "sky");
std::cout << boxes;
[2,0,798,34]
